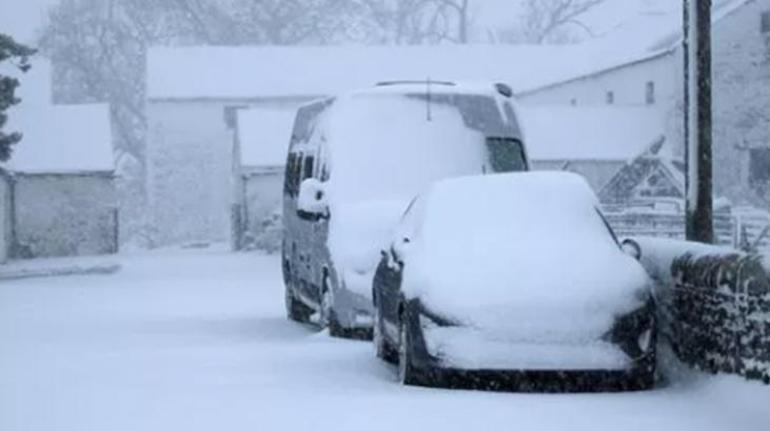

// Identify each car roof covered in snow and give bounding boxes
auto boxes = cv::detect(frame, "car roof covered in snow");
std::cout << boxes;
[146,44,673,101]
[0,59,114,174]
[520,105,664,161]
[425,171,599,213]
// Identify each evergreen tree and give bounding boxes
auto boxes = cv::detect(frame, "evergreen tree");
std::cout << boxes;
[0,34,35,162]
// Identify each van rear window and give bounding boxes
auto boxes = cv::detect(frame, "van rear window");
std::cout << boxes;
[486,137,527,173]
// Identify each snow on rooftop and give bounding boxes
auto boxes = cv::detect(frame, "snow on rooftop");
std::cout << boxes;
[1,58,114,174]
[520,105,664,161]
[237,107,296,168]
[147,44,671,101]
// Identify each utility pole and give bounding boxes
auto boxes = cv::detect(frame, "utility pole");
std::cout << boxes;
[683,0,714,243]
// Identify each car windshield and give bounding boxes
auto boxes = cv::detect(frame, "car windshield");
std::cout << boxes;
[323,93,522,204]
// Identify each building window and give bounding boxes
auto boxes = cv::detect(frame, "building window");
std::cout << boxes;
[645,81,656,105]
[762,11,770,33]
[750,148,770,187]
[606,91,614,105]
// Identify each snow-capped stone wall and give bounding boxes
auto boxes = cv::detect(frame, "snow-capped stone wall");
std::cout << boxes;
[12,173,118,258]
[664,252,770,383]
[634,237,770,383]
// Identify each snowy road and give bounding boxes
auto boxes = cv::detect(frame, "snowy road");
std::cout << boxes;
[1,250,767,431]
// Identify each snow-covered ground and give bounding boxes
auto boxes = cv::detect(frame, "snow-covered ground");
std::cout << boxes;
[1,250,767,431]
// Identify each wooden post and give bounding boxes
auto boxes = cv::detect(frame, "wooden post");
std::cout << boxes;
[684,0,714,243]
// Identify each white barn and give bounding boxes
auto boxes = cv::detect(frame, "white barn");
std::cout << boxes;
[522,105,666,191]
[521,0,770,208]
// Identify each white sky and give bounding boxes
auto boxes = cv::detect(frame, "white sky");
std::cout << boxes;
[0,0,674,46]
[0,0,59,44]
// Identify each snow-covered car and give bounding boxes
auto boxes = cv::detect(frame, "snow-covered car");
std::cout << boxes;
[372,172,657,391]
[282,82,529,338]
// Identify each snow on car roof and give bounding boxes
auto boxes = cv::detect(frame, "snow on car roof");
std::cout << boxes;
[146,44,664,101]
[519,105,664,161]
[237,107,296,168]
[1,59,114,174]
[425,171,600,216]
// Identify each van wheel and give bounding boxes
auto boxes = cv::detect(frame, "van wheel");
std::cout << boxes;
[285,287,312,323]
[398,317,419,385]
[374,305,397,363]
[320,276,343,337]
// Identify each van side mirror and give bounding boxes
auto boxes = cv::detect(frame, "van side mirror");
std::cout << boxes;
[297,178,329,221]
[621,239,642,261]
[390,237,411,267]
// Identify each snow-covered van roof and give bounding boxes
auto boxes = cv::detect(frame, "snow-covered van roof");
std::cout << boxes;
[237,107,296,168]
[520,106,664,162]
[146,44,655,101]
[1,59,114,174]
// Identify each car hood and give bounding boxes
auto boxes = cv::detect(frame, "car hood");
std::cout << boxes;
[403,242,651,340]
[327,199,409,296]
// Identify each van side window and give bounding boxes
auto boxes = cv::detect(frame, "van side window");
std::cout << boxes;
[284,153,296,195]
[303,156,315,180]
[293,154,304,194]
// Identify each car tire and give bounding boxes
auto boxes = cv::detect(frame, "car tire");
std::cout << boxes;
[398,317,419,385]
[374,305,397,363]
[285,287,312,323]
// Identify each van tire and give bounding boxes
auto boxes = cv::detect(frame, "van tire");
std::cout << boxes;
[285,287,312,323]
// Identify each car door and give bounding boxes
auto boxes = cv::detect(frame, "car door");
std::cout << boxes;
[377,198,422,342]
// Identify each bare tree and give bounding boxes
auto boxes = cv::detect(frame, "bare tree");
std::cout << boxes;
[495,0,606,44]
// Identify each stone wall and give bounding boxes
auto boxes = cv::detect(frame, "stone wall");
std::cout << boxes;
[12,173,118,258]
[0,173,10,263]
[633,237,770,384]
[663,253,770,383]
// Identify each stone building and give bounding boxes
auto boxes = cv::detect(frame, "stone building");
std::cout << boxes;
[1,59,118,259]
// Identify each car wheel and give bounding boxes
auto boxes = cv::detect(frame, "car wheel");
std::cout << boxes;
[285,286,311,323]
[374,305,396,363]
[398,317,419,385]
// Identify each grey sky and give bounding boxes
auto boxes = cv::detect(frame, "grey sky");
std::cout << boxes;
[0,0,670,47]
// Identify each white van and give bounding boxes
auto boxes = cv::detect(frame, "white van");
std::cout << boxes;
[282,82,529,338]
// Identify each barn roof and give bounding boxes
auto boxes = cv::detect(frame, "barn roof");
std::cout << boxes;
[146,43,677,101]
[1,59,114,174]
[520,105,665,162]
